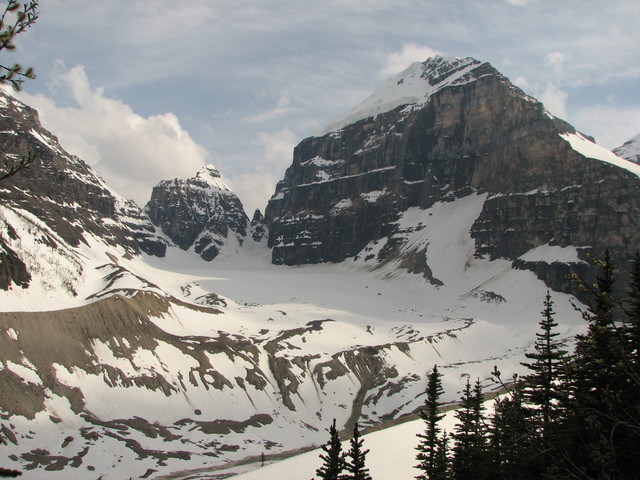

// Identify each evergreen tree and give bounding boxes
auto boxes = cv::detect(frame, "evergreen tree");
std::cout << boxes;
[0,468,21,478]
[451,379,488,480]
[344,423,372,480]
[315,419,346,480]
[0,0,38,90]
[521,291,568,439]
[430,432,450,480]
[489,379,538,480]
[567,250,633,479]
[0,1,38,183]
[624,250,640,364]
[415,365,445,480]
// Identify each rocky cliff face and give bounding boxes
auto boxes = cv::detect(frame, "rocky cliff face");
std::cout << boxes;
[146,166,250,260]
[0,91,167,291]
[265,56,640,294]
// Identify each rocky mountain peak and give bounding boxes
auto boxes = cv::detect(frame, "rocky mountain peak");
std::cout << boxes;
[146,166,250,260]
[250,208,267,242]
[266,56,640,296]
[614,132,640,164]
[193,164,232,190]
[317,56,497,136]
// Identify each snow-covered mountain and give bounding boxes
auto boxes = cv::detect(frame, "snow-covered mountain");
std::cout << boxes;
[614,132,640,164]
[316,56,494,136]
[146,165,257,261]
[0,56,637,480]
[266,56,640,298]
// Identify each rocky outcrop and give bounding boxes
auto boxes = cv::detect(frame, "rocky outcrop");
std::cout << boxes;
[250,209,267,242]
[0,91,167,290]
[146,166,249,260]
[614,132,640,164]
[265,56,640,293]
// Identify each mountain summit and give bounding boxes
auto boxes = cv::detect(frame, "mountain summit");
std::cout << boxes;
[614,132,640,164]
[266,56,640,295]
[146,165,251,260]
[317,56,493,136]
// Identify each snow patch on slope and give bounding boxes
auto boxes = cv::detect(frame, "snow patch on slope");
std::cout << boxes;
[317,56,485,136]
[519,244,584,264]
[560,132,640,178]
[613,132,640,164]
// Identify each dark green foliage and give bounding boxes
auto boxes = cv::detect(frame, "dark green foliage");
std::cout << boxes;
[0,468,21,477]
[430,432,450,480]
[566,250,634,479]
[415,365,445,480]
[624,250,640,364]
[315,419,346,480]
[344,423,371,480]
[0,1,38,182]
[490,380,539,480]
[0,1,38,90]
[521,291,568,439]
[451,379,488,480]
[413,250,640,480]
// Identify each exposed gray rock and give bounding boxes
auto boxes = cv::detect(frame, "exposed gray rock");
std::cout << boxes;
[250,208,267,242]
[0,90,167,290]
[145,166,249,260]
[614,132,640,165]
[265,56,640,294]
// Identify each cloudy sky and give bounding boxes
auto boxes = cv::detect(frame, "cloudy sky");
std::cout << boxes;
[7,0,640,214]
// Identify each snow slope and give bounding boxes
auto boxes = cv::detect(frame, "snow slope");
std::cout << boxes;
[613,132,640,165]
[560,132,640,178]
[229,408,462,480]
[316,56,486,136]
[0,192,587,480]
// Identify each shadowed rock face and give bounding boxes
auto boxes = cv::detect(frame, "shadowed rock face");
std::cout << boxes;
[265,56,640,294]
[0,91,167,290]
[146,166,249,260]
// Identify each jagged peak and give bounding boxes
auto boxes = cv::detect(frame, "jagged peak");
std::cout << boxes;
[613,132,640,165]
[193,164,231,191]
[316,56,495,136]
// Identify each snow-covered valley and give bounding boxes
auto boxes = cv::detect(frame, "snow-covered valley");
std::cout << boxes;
[0,193,585,479]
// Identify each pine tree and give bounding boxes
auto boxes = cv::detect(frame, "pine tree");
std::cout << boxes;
[343,423,372,480]
[0,468,21,478]
[415,365,445,480]
[521,291,568,439]
[489,379,538,480]
[624,250,640,364]
[451,379,488,480]
[430,432,450,480]
[315,419,346,480]
[567,250,631,479]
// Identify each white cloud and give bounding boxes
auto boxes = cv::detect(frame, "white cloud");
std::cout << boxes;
[226,171,280,216]
[513,76,531,92]
[252,128,297,169]
[245,95,295,123]
[380,43,442,78]
[539,83,568,120]
[544,51,566,75]
[571,105,640,150]
[17,66,208,206]
[506,0,530,6]
[226,128,297,214]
